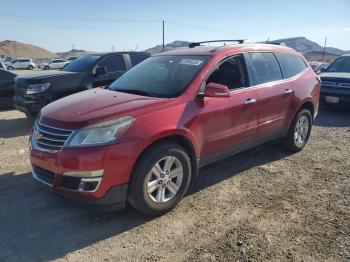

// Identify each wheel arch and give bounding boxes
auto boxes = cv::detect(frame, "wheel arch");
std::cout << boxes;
[297,100,315,120]
[131,133,199,184]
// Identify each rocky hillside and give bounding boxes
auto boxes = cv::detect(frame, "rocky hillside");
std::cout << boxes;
[56,49,93,59]
[145,40,190,54]
[0,40,57,62]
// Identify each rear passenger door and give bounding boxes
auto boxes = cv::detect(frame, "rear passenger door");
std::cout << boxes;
[93,54,126,87]
[246,52,292,138]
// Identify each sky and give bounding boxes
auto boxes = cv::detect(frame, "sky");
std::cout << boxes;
[0,0,349,53]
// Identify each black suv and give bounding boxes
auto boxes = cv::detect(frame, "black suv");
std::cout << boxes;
[13,52,150,117]
[320,54,350,107]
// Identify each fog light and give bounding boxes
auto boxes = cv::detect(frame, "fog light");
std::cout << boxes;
[63,169,104,178]
[78,177,102,192]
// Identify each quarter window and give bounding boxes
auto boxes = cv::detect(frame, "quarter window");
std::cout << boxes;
[276,53,307,78]
[98,55,125,72]
[248,52,282,85]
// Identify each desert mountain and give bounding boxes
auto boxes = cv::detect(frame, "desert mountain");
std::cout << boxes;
[0,40,57,62]
[56,49,93,59]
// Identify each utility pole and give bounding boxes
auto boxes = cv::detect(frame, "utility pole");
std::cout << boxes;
[112,45,115,52]
[162,20,165,52]
[322,37,327,62]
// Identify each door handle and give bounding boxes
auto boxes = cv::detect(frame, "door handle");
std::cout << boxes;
[245,98,257,105]
[284,88,294,95]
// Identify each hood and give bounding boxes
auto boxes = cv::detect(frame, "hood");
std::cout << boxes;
[40,88,169,129]
[16,71,78,80]
[15,70,85,87]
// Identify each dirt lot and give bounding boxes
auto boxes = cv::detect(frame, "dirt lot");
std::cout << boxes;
[0,108,349,262]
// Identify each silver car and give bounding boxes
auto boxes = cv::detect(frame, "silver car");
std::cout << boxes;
[6,58,36,70]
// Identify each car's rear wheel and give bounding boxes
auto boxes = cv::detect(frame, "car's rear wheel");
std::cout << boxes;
[128,142,192,216]
[44,66,50,70]
[282,109,312,152]
[7,66,14,71]
[28,65,34,70]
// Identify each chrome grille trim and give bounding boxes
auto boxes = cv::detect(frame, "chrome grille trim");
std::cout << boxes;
[32,121,74,152]
[321,81,350,89]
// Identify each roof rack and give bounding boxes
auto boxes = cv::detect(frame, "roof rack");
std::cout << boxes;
[266,42,287,46]
[188,39,246,48]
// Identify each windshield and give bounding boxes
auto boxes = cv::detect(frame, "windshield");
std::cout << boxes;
[326,57,350,73]
[109,55,210,98]
[63,55,101,72]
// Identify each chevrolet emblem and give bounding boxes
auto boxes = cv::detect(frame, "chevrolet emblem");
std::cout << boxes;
[34,131,43,140]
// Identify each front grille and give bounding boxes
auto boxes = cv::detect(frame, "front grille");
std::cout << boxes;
[61,176,81,190]
[32,165,55,186]
[339,83,350,89]
[33,121,74,152]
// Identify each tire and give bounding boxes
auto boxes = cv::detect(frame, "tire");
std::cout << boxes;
[28,65,34,70]
[282,109,312,152]
[128,142,192,216]
[7,66,14,71]
[44,66,50,70]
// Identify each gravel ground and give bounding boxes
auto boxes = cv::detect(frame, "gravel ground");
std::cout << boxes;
[0,108,349,262]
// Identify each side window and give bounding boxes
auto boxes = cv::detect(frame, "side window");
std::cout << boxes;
[206,55,248,90]
[129,54,149,66]
[98,55,125,72]
[248,52,282,85]
[276,53,307,78]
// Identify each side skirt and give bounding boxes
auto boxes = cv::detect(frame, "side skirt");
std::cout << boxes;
[198,128,288,168]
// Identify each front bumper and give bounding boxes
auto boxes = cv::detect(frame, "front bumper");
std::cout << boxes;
[13,94,46,116]
[30,139,144,211]
[320,87,350,106]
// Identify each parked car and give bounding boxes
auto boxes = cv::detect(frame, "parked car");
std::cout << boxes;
[0,69,17,108]
[67,56,78,62]
[0,60,7,70]
[309,61,329,73]
[6,58,36,70]
[319,54,350,106]
[41,59,69,70]
[13,52,150,117]
[29,41,320,215]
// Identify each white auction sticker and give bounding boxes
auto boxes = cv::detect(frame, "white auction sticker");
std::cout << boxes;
[179,59,203,66]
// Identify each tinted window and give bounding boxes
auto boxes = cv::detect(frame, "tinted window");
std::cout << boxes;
[19,59,30,62]
[276,53,307,78]
[130,54,149,66]
[98,55,125,72]
[326,56,350,73]
[109,55,210,98]
[248,52,282,85]
[207,55,248,90]
[63,55,101,72]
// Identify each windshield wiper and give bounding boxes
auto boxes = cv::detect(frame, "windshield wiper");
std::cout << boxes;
[117,89,156,97]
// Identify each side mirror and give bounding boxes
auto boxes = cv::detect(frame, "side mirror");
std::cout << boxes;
[204,82,230,98]
[94,66,107,76]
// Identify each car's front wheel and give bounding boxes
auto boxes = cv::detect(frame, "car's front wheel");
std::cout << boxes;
[282,109,312,152]
[44,66,50,70]
[7,66,14,71]
[28,65,34,70]
[128,142,192,216]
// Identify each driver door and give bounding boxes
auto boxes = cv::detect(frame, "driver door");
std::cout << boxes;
[196,55,258,162]
[93,54,126,87]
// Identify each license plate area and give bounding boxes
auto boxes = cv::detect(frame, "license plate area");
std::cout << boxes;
[325,96,339,104]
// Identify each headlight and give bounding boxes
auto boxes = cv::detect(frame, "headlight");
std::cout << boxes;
[65,116,135,147]
[26,83,50,95]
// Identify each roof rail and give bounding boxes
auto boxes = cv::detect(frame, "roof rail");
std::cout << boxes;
[266,42,287,46]
[188,39,245,48]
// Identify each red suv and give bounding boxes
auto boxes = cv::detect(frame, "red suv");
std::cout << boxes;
[30,41,320,215]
